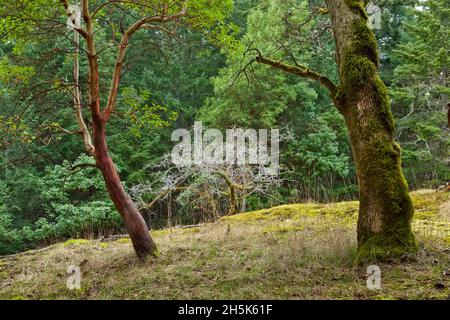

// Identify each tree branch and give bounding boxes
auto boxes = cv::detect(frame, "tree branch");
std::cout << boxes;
[59,0,69,10]
[72,27,95,155]
[79,0,103,125]
[60,0,89,40]
[103,1,189,121]
[138,173,192,211]
[255,54,337,98]
[40,124,83,135]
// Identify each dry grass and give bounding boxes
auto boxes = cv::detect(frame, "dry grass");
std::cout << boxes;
[0,190,449,300]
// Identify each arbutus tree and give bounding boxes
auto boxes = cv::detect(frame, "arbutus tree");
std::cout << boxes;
[252,0,418,261]
[60,0,232,258]
[62,0,190,259]
[0,0,232,258]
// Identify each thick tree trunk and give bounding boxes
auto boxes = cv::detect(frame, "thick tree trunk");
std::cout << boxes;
[325,0,418,261]
[93,122,158,258]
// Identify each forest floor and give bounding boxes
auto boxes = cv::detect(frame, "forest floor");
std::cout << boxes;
[0,190,449,300]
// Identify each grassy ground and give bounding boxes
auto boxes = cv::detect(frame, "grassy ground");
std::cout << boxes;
[0,190,449,300]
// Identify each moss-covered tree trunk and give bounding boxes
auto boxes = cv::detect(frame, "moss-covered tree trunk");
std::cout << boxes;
[325,0,418,261]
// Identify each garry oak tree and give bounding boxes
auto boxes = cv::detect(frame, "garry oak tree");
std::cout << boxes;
[255,0,418,261]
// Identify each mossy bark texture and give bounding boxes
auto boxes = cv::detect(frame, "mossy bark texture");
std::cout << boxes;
[325,0,418,262]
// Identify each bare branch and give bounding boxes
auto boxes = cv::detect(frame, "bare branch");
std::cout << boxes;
[40,124,83,135]
[72,27,95,155]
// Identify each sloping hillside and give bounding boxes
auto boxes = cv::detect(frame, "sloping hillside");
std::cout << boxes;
[0,190,449,300]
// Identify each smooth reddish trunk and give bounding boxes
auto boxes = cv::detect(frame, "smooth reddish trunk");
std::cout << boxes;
[93,123,158,258]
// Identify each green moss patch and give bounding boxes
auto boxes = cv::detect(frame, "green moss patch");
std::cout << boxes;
[115,238,131,244]
[63,239,90,247]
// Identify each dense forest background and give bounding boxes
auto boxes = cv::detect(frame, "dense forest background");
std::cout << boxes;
[0,0,449,254]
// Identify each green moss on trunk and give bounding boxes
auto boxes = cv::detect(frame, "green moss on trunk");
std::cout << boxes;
[357,232,418,263]
[345,0,369,20]
[339,1,418,263]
